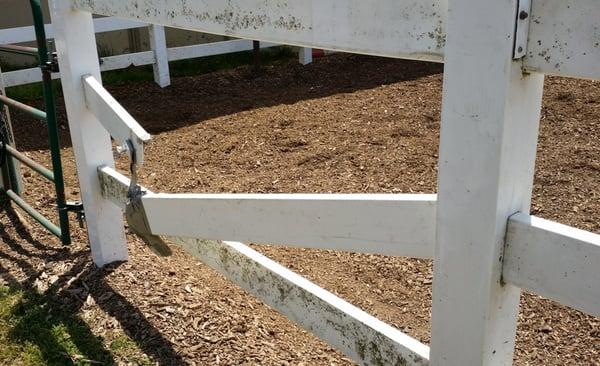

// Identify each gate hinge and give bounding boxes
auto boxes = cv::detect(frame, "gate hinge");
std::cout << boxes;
[41,52,59,73]
[64,200,85,228]
[513,0,532,59]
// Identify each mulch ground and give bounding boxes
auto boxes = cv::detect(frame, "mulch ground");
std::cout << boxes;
[1,53,599,365]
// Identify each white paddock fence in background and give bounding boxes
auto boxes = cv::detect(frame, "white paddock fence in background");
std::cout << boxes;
[19,0,600,365]
[0,16,313,88]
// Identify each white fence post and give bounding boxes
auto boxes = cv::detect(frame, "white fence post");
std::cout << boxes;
[298,47,312,65]
[430,0,545,364]
[49,0,127,266]
[148,25,170,87]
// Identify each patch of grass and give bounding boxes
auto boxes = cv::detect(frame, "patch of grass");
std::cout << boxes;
[0,285,113,365]
[4,45,296,101]
[0,285,153,365]
[109,335,138,352]
[109,336,153,366]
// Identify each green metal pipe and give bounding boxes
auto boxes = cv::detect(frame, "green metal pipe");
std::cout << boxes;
[0,45,39,58]
[29,0,48,64]
[3,189,62,238]
[29,0,71,245]
[0,94,47,121]
[4,144,54,182]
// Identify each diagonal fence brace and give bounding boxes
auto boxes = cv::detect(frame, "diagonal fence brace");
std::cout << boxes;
[82,74,151,165]
[97,165,431,366]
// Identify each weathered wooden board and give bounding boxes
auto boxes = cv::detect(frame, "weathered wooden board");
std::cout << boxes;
[429,0,545,362]
[0,17,146,44]
[97,166,431,366]
[143,193,436,258]
[70,0,600,79]
[525,0,600,79]
[51,1,127,265]
[98,166,436,258]
[82,75,151,164]
[71,0,447,62]
[504,213,600,317]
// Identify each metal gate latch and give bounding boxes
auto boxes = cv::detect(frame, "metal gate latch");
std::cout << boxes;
[124,139,172,256]
[64,200,85,228]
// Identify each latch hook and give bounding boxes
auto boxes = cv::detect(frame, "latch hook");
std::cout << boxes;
[126,139,142,202]
[123,139,171,256]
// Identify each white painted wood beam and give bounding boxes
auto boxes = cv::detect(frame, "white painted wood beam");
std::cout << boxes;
[142,193,436,258]
[524,0,600,80]
[70,0,600,80]
[70,0,447,63]
[430,0,545,363]
[98,166,436,258]
[504,213,600,318]
[100,51,156,71]
[0,17,147,45]
[97,166,430,366]
[167,39,276,62]
[98,166,135,210]
[82,74,151,165]
[3,41,278,87]
[172,237,431,366]
[49,0,127,266]
[2,51,157,87]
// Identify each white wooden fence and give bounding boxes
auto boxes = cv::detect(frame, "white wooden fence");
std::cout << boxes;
[35,1,600,365]
[0,16,312,88]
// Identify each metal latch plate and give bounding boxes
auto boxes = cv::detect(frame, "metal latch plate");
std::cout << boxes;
[513,0,532,59]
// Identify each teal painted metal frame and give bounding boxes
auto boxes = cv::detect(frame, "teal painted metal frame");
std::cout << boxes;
[0,0,72,245]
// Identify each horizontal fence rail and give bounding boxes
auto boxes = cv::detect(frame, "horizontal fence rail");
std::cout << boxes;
[504,213,600,317]
[2,39,278,87]
[71,0,600,80]
[1,16,299,87]
[98,165,600,321]
[141,193,436,258]
[74,0,446,63]
[98,166,431,366]
[98,167,600,364]
[0,17,146,45]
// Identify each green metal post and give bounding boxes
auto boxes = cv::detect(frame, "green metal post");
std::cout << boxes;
[30,0,71,245]
[0,66,22,196]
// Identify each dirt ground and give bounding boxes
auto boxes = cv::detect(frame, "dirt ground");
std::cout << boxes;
[1,53,599,365]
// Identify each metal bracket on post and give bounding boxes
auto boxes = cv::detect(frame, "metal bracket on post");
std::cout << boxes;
[42,52,60,73]
[123,139,171,256]
[125,139,143,202]
[64,200,85,228]
[513,0,532,59]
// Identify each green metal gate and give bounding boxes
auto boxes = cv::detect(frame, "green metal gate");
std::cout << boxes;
[0,0,80,245]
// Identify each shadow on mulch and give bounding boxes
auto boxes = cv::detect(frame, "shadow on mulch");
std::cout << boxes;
[10,54,442,152]
[0,203,185,365]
